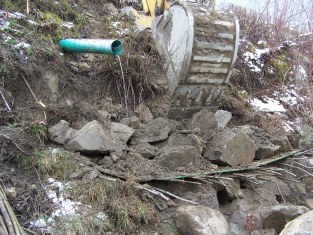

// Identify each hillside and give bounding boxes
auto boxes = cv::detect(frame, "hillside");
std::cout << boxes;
[0,0,313,234]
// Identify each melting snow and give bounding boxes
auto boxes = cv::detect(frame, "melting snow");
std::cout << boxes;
[29,178,80,232]
[61,22,74,28]
[250,97,286,112]
[243,47,269,73]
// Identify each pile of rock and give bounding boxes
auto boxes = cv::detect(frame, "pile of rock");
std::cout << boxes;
[47,105,313,235]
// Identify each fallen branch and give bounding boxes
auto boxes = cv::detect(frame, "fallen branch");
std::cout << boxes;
[0,185,25,235]
[138,148,312,182]
[135,185,170,201]
[153,187,198,205]
[0,90,11,111]
[21,73,46,108]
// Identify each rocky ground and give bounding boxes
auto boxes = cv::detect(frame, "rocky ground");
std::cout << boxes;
[1,0,313,235]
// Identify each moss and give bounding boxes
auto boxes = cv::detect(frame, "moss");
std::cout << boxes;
[269,54,290,82]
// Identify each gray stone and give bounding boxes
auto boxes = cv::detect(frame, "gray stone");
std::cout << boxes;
[168,133,204,153]
[120,116,140,129]
[131,143,158,159]
[135,103,153,123]
[260,205,309,233]
[111,122,135,143]
[238,125,281,159]
[279,210,313,235]
[158,145,199,170]
[271,136,292,152]
[187,109,218,141]
[110,150,124,163]
[65,120,126,153]
[256,177,291,197]
[218,178,244,202]
[215,110,232,129]
[204,130,257,166]
[174,205,229,235]
[48,120,76,144]
[132,117,171,144]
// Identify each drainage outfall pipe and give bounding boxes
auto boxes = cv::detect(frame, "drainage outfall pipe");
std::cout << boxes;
[59,39,123,55]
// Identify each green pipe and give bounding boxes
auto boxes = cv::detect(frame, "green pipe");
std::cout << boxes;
[59,39,123,55]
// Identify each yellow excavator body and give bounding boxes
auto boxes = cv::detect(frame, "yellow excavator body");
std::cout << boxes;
[123,0,240,119]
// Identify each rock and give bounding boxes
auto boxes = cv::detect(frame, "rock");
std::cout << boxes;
[271,136,292,152]
[215,110,232,129]
[260,205,309,233]
[111,122,135,143]
[158,145,199,170]
[174,205,229,235]
[168,133,204,153]
[238,126,281,159]
[120,116,140,129]
[65,120,126,153]
[187,109,218,141]
[103,3,119,15]
[131,143,158,159]
[48,120,76,144]
[279,210,313,235]
[150,181,219,210]
[110,150,124,163]
[256,177,291,197]
[217,178,244,204]
[135,103,153,123]
[204,130,257,166]
[132,117,171,144]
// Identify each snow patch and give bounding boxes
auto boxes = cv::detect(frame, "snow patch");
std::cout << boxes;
[250,97,286,112]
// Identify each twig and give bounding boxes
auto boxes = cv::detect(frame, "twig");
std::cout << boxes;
[275,180,286,204]
[153,187,198,205]
[0,90,11,111]
[21,73,46,108]
[22,227,37,235]
[280,163,313,178]
[136,185,170,201]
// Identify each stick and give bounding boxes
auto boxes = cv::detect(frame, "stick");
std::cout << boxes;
[21,73,46,108]
[0,90,11,111]
[153,187,198,205]
[136,185,170,201]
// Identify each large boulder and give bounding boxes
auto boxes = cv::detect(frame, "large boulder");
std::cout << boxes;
[260,205,309,233]
[65,120,126,153]
[111,122,135,143]
[131,117,172,144]
[48,120,76,144]
[204,130,257,166]
[131,143,158,159]
[256,176,291,197]
[238,126,283,159]
[168,133,204,153]
[174,205,229,235]
[158,145,198,170]
[187,109,218,141]
[120,116,140,129]
[279,210,313,235]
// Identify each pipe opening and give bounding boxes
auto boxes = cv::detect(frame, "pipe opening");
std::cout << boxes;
[112,40,123,55]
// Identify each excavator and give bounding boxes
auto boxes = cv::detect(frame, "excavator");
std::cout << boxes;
[123,0,239,119]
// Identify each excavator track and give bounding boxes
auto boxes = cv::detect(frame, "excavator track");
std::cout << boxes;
[152,2,239,119]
